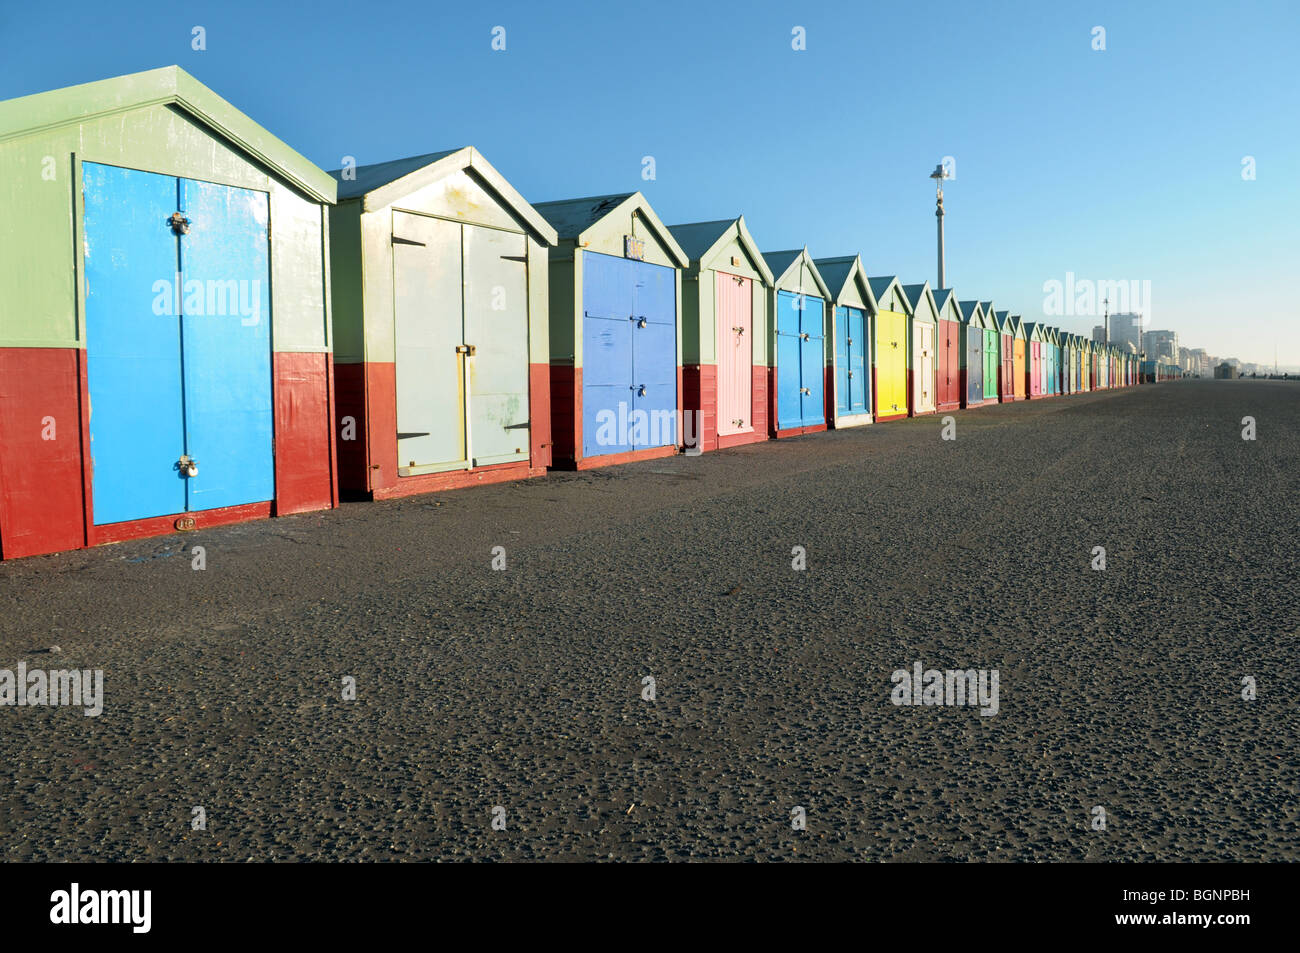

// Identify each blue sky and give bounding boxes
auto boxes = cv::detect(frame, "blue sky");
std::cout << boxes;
[3,0,1297,365]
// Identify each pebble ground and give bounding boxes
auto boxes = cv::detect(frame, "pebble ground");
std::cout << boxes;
[1,380,1296,861]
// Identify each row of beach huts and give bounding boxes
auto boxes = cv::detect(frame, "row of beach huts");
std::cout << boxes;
[0,68,1178,560]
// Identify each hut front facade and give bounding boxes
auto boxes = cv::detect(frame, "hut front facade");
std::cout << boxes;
[979,302,1000,402]
[764,249,831,437]
[958,300,985,407]
[932,288,963,412]
[0,67,337,559]
[535,193,688,469]
[329,148,557,498]
[670,217,774,452]
[815,255,875,428]
[869,276,911,422]
[995,310,1015,402]
[1011,316,1027,400]
[901,282,938,417]
[1024,322,1044,399]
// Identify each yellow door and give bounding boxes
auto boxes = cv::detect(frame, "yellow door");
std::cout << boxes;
[875,311,908,417]
[1013,339,1026,398]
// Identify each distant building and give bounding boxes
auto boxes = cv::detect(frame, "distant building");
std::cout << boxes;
[1143,329,1178,364]
[1214,362,1238,379]
[1092,325,1108,344]
[1109,313,1144,353]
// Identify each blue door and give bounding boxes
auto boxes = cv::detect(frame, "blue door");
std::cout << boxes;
[775,291,802,430]
[84,163,188,524]
[799,295,826,426]
[581,253,633,457]
[179,178,274,512]
[82,162,273,525]
[834,305,867,418]
[630,259,677,449]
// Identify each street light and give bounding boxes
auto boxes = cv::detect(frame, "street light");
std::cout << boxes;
[930,163,951,288]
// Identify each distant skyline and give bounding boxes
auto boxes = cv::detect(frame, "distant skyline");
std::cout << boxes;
[2,0,1296,364]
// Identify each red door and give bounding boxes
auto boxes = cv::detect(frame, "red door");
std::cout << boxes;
[937,320,956,409]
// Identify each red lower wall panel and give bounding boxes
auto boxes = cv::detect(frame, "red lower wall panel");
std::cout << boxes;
[273,351,336,515]
[824,365,834,425]
[0,347,86,559]
[333,361,370,496]
[767,366,777,438]
[528,363,552,470]
[549,364,578,467]
[681,364,718,453]
[750,365,768,440]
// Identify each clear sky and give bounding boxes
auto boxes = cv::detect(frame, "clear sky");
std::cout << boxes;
[3,0,1297,366]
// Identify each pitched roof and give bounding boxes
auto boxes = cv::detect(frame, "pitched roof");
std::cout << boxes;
[0,65,336,203]
[667,217,774,283]
[667,219,734,261]
[932,287,956,316]
[763,248,832,300]
[331,150,460,200]
[533,193,637,238]
[329,147,556,244]
[534,192,688,266]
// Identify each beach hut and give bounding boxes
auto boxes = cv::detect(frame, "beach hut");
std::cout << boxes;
[1045,327,1060,396]
[670,217,774,452]
[763,249,831,436]
[868,277,912,422]
[329,149,557,499]
[1023,322,1045,399]
[932,288,963,412]
[1011,316,1027,401]
[534,193,688,469]
[815,255,875,428]
[1071,334,1082,393]
[979,302,1000,403]
[901,282,938,417]
[1080,337,1092,391]
[994,311,1015,402]
[1055,329,1066,395]
[0,67,337,560]
[958,300,985,407]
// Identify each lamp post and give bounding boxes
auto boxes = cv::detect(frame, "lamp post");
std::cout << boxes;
[930,163,951,288]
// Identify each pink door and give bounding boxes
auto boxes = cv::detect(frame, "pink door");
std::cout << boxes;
[716,272,753,435]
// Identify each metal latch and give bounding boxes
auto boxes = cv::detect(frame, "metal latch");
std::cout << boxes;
[633,316,648,328]
[456,344,477,356]
[178,454,199,478]
[800,387,811,395]
[637,385,647,396]
[733,326,745,335]
[169,212,190,235]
